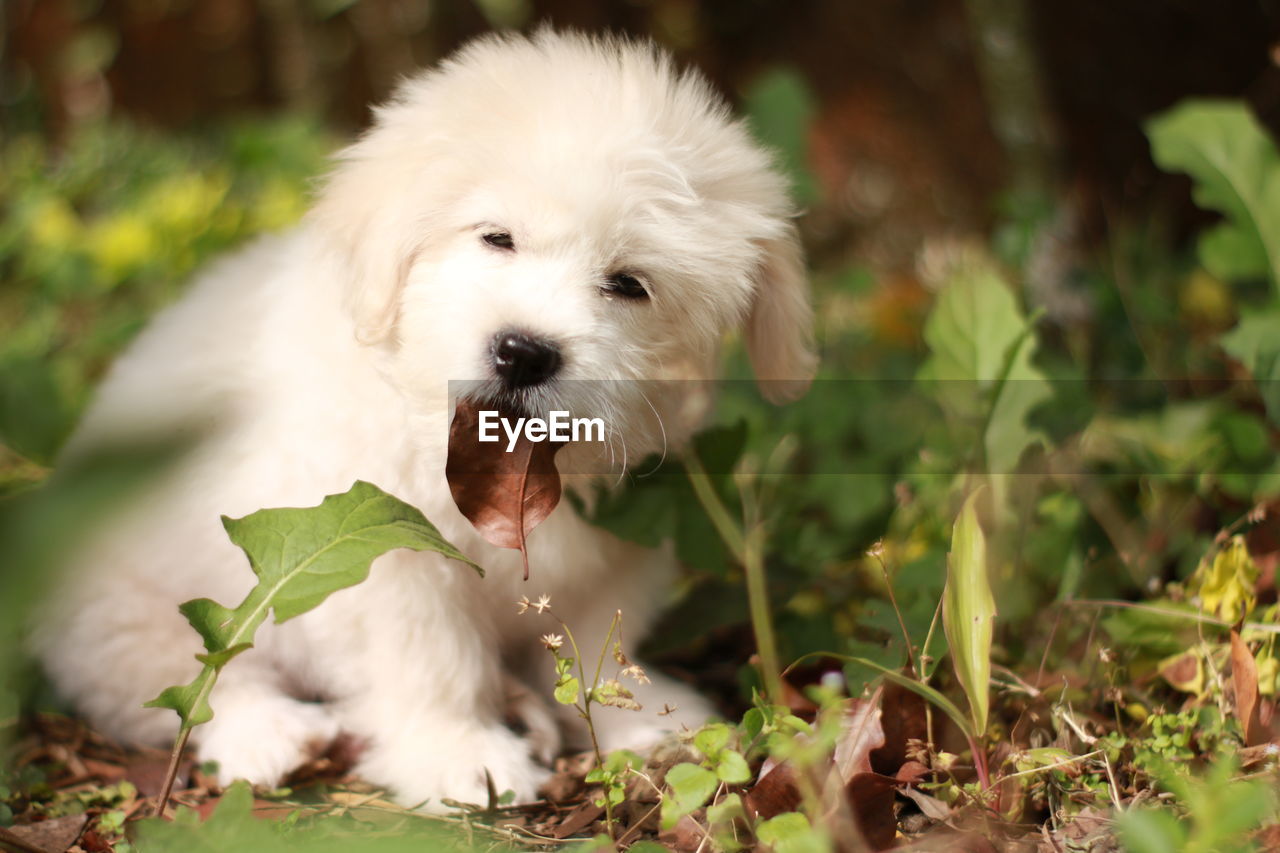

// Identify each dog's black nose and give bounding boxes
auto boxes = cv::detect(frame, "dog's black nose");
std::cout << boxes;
[491,331,562,388]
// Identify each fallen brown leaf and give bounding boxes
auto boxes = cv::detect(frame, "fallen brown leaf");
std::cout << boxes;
[446,399,565,579]
[657,813,704,852]
[872,676,929,776]
[552,800,604,839]
[1231,630,1267,747]
[0,814,88,853]
[744,757,802,820]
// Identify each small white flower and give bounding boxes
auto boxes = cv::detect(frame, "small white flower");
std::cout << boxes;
[541,633,564,650]
[533,594,552,614]
[516,595,531,614]
[819,670,845,692]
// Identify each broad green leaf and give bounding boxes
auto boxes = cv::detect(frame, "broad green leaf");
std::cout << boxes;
[224,480,480,624]
[1220,308,1280,426]
[661,762,718,830]
[917,263,1050,478]
[1147,100,1280,293]
[755,812,828,853]
[942,489,995,735]
[147,481,479,730]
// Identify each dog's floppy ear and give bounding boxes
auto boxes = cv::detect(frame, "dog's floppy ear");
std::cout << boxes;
[311,126,428,346]
[746,230,817,403]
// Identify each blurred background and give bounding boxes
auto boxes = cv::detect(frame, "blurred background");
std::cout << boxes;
[5,0,1280,809]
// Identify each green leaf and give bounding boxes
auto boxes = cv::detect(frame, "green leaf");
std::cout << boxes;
[917,263,1051,477]
[146,481,478,730]
[942,488,995,735]
[755,812,827,853]
[1147,100,1280,293]
[1220,308,1280,426]
[1115,807,1187,853]
[694,723,733,759]
[715,750,752,785]
[661,763,718,830]
[706,792,745,826]
[223,479,480,624]
[740,708,765,744]
[554,675,580,706]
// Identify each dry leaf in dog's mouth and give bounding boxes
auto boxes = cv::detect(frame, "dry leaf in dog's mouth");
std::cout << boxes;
[446,398,565,579]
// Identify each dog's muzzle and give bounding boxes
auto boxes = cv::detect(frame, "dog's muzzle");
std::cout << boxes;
[491,330,562,390]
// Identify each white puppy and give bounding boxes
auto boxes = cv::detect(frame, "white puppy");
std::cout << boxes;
[32,30,814,808]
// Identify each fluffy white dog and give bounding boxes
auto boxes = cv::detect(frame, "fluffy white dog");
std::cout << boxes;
[33,30,814,808]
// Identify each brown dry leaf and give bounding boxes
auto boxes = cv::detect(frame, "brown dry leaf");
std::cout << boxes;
[124,754,185,799]
[835,692,896,851]
[871,676,930,777]
[657,813,705,852]
[0,814,88,853]
[899,786,951,822]
[1158,650,1203,694]
[1231,630,1267,747]
[446,399,565,579]
[744,757,802,820]
[834,692,887,782]
[552,800,605,839]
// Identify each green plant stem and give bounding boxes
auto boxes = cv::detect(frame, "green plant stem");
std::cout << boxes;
[743,524,784,704]
[562,620,616,841]
[684,454,745,558]
[156,726,191,817]
[685,454,783,703]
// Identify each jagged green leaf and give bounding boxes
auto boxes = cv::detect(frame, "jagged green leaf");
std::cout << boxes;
[1147,100,1280,293]
[146,480,479,730]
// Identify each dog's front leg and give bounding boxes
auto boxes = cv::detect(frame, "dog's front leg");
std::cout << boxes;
[327,552,549,809]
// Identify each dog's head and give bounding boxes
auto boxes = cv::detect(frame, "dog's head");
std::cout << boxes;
[312,30,815,462]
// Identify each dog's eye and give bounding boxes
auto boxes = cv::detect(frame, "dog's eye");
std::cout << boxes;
[602,272,649,300]
[482,231,515,251]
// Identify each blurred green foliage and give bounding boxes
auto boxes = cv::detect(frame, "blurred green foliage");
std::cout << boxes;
[0,117,334,474]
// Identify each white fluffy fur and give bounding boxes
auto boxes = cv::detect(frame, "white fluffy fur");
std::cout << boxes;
[32,30,814,808]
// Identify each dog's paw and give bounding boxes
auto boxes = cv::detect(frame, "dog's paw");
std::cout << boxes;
[357,720,549,811]
[195,690,340,788]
